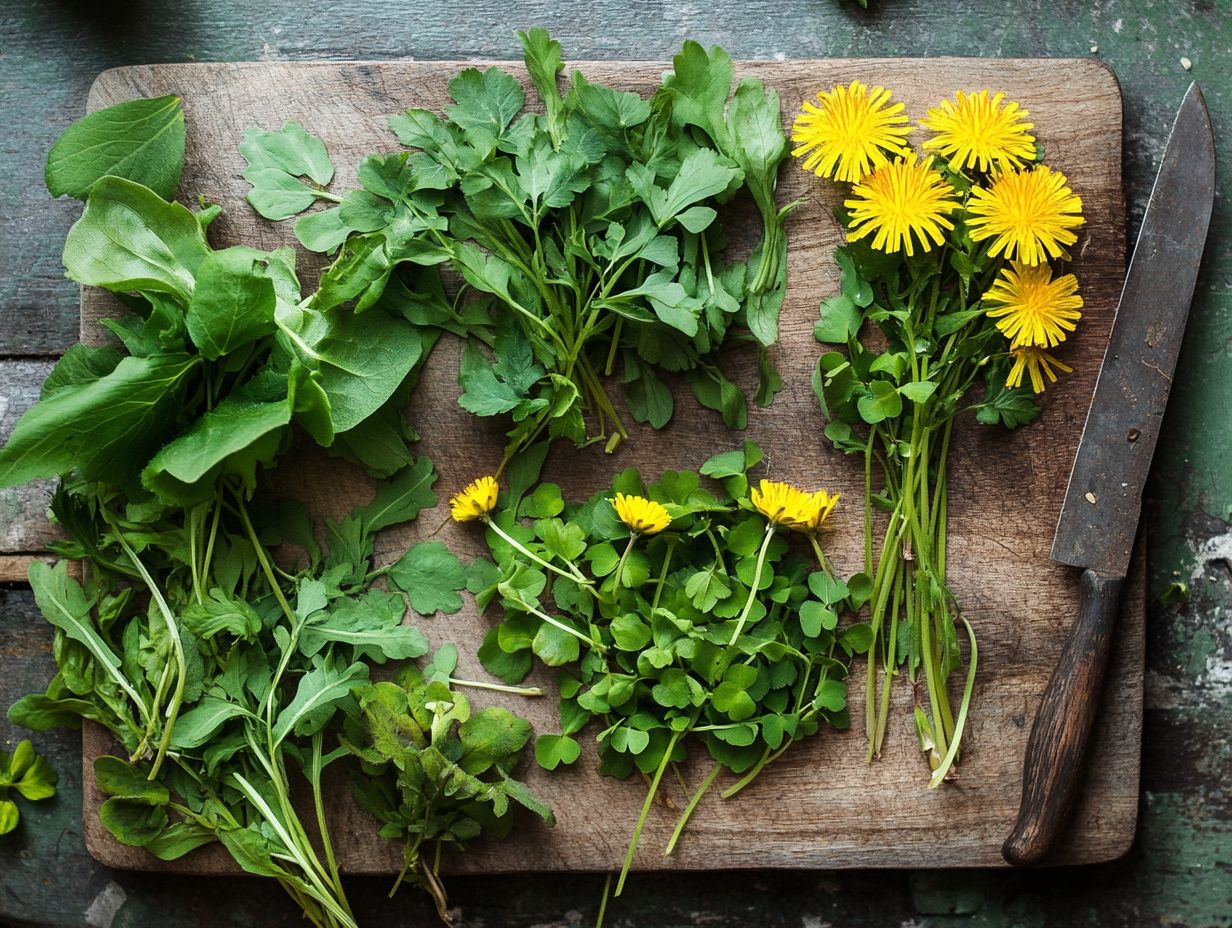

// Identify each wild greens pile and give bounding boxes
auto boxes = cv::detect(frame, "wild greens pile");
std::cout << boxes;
[463,442,870,891]
[1,95,544,927]
[245,30,792,472]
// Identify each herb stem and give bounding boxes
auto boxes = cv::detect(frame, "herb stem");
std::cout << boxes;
[615,728,683,897]
[485,518,592,585]
[664,761,720,856]
[728,523,775,646]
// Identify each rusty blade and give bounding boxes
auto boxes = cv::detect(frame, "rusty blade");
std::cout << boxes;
[1052,83,1215,576]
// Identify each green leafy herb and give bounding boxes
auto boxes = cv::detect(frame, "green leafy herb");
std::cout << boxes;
[2,97,492,928]
[246,32,794,476]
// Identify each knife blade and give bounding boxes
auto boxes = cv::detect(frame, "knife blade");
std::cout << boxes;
[1002,83,1215,867]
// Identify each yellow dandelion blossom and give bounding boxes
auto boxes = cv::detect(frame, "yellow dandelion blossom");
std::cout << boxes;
[794,490,841,533]
[450,476,499,523]
[986,262,1083,348]
[792,81,914,183]
[844,155,961,257]
[1007,347,1073,393]
[751,480,814,528]
[612,493,672,535]
[921,89,1036,174]
[966,166,1085,265]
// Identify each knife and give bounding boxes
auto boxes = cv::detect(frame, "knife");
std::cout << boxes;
[1002,83,1216,867]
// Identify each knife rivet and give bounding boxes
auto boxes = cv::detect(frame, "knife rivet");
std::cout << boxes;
[1127,428,1140,443]
[1085,492,1098,504]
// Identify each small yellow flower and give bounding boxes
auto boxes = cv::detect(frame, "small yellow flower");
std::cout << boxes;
[751,480,815,528]
[920,90,1037,174]
[612,493,672,535]
[794,490,841,533]
[792,81,914,183]
[450,476,499,523]
[966,166,1085,265]
[1007,347,1073,393]
[985,262,1083,348]
[844,155,961,257]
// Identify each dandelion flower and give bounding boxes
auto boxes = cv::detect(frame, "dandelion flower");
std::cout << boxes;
[966,166,1084,265]
[1007,346,1073,393]
[450,476,499,522]
[844,155,961,257]
[751,480,815,528]
[921,90,1036,174]
[985,262,1083,348]
[792,81,913,183]
[794,490,841,533]
[612,493,672,535]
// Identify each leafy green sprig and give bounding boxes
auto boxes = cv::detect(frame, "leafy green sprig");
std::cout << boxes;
[245,30,794,476]
[462,443,871,892]
[341,646,552,924]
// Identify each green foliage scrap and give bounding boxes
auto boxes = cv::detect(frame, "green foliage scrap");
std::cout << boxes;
[243,30,795,474]
[0,740,58,835]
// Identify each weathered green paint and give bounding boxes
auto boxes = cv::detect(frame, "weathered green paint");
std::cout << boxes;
[2,0,1229,925]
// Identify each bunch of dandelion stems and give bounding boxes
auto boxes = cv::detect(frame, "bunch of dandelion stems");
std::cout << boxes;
[860,259,1000,786]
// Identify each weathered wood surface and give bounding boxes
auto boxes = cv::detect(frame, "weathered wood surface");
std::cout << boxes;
[71,57,1134,874]
[0,360,64,580]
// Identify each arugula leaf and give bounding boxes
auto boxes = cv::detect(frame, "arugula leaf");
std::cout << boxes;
[46,95,185,200]
[354,455,438,533]
[272,657,369,745]
[300,590,429,663]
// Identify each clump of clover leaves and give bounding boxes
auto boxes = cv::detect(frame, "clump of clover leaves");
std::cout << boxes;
[464,442,871,892]
[340,646,552,925]
[0,96,504,928]
[0,740,58,835]
[243,30,794,475]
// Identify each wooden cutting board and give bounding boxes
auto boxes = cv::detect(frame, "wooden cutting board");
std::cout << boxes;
[73,57,1135,873]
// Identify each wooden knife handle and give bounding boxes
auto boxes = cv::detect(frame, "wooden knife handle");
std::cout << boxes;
[1002,568,1124,866]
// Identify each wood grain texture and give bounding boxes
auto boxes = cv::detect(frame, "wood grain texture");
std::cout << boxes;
[74,57,1136,874]
[0,360,65,578]
[1003,569,1126,866]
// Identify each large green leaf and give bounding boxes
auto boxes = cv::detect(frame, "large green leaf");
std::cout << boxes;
[0,352,199,487]
[61,176,209,303]
[141,386,291,503]
[387,541,468,616]
[185,247,279,359]
[283,307,424,433]
[299,590,429,664]
[45,96,186,201]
